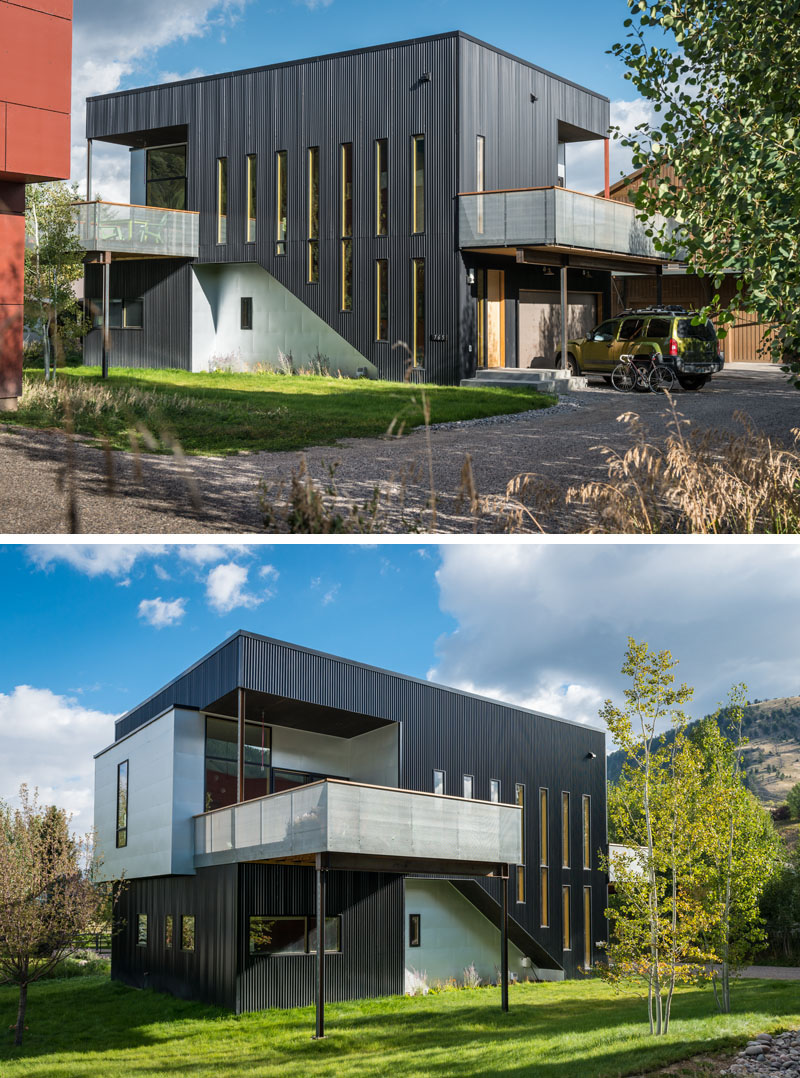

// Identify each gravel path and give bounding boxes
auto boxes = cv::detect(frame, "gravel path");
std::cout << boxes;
[0,366,795,535]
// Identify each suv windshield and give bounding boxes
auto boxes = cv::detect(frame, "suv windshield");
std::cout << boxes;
[677,319,716,341]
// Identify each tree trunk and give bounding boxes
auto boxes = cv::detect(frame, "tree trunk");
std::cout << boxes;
[14,980,28,1047]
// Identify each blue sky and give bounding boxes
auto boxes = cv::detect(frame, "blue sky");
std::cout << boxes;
[3,542,799,832]
[70,0,655,200]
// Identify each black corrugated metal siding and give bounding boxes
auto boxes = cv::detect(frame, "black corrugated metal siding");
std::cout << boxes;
[237,864,403,1012]
[84,260,193,370]
[113,866,238,1009]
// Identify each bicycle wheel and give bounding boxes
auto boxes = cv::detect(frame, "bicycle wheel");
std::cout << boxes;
[611,363,636,392]
[648,364,675,392]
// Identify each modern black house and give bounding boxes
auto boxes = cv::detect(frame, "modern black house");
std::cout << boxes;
[76,32,669,385]
[94,632,607,1020]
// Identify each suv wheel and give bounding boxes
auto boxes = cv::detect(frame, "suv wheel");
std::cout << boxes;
[563,353,579,376]
[678,375,709,391]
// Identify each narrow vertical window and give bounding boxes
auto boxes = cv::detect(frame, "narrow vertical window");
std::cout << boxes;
[341,143,353,310]
[409,914,421,947]
[515,784,525,863]
[276,150,287,256]
[137,914,147,947]
[241,297,253,330]
[412,258,425,366]
[376,259,388,341]
[583,886,592,969]
[432,769,445,796]
[116,760,128,849]
[308,146,319,283]
[539,788,548,866]
[476,135,485,234]
[376,138,388,236]
[246,154,257,243]
[217,158,228,244]
[181,915,196,952]
[562,791,570,868]
[582,795,591,870]
[412,134,425,233]
[516,865,526,904]
[540,867,549,927]
[463,775,474,799]
[489,778,500,803]
[165,915,174,949]
[562,886,571,950]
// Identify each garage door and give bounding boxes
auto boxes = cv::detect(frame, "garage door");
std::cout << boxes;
[519,291,598,369]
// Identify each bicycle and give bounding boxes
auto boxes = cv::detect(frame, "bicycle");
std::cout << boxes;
[611,352,675,393]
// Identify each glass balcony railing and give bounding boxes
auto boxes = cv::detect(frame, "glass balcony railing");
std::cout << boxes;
[458,187,684,260]
[72,201,199,258]
[194,779,522,868]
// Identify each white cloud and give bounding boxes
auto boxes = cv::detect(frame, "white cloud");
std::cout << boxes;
[0,686,118,833]
[28,544,165,578]
[206,562,262,614]
[321,584,340,606]
[295,0,334,8]
[154,564,172,581]
[71,1,252,201]
[178,544,252,566]
[566,97,656,195]
[429,546,800,744]
[137,596,187,628]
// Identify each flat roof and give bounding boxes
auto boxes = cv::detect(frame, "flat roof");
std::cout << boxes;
[86,30,609,105]
[114,629,606,736]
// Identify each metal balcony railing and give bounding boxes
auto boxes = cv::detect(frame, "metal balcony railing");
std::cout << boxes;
[458,186,684,260]
[72,201,199,258]
[194,779,522,869]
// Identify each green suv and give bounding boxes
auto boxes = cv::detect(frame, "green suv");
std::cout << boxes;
[561,306,724,390]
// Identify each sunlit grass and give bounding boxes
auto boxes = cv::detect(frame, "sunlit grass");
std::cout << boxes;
[1,974,797,1077]
[3,368,557,457]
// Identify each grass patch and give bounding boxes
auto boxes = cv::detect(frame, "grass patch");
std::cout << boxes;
[1,975,798,1077]
[2,368,557,457]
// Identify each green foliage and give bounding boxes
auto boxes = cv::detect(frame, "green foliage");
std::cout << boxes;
[787,783,800,820]
[610,0,800,385]
[760,845,800,959]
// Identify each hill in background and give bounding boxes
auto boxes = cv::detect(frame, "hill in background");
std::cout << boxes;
[606,695,800,806]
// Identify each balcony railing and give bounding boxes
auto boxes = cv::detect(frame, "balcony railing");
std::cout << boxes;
[458,186,683,260]
[72,201,199,258]
[194,779,522,869]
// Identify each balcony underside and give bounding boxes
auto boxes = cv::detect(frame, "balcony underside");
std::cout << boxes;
[194,779,522,878]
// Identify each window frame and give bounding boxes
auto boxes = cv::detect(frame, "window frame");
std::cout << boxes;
[375,258,388,341]
[411,134,425,234]
[145,143,187,211]
[562,885,571,951]
[476,134,485,235]
[463,774,474,800]
[307,146,319,283]
[432,769,445,796]
[136,913,147,947]
[241,297,253,331]
[165,914,174,950]
[516,865,526,904]
[246,154,257,244]
[489,778,500,803]
[247,915,343,956]
[540,867,549,927]
[582,795,591,871]
[539,787,549,867]
[409,913,421,947]
[583,886,592,970]
[340,143,353,310]
[116,759,128,849]
[216,157,228,245]
[561,790,570,869]
[411,258,425,366]
[275,150,288,256]
[180,914,196,953]
[375,138,388,236]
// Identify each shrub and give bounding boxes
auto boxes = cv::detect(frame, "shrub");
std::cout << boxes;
[787,783,800,820]
[462,963,481,989]
[406,967,429,996]
[772,804,792,822]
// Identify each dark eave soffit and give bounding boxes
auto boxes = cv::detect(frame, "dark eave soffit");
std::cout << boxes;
[203,688,396,739]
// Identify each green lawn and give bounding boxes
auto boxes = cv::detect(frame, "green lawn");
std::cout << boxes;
[1,975,798,1078]
[4,368,556,456]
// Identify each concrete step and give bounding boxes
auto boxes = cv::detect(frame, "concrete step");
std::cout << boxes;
[461,373,588,393]
[471,368,567,381]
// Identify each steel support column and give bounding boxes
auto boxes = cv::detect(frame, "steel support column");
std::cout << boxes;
[237,687,246,803]
[101,253,111,380]
[656,265,663,306]
[603,138,610,199]
[560,263,568,371]
[314,855,327,1039]
[87,140,93,202]
[501,871,509,1012]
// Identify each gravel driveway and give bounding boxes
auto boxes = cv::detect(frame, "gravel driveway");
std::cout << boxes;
[0,365,795,535]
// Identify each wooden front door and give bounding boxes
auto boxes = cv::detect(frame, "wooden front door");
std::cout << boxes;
[486,269,505,367]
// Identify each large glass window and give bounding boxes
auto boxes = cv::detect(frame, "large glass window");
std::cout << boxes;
[95,298,143,330]
[217,158,228,244]
[146,144,187,209]
[308,147,319,283]
[276,150,287,255]
[412,259,425,366]
[248,916,342,956]
[181,915,195,952]
[376,259,388,341]
[204,716,271,810]
[116,760,128,849]
[562,791,570,868]
[412,135,425,233]
[341,143,353,311]
[246,155,257,243]
[376,138,388,235]
[582,795,591,870]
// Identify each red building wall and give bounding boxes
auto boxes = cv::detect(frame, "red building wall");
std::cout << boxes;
[0,0,73,407]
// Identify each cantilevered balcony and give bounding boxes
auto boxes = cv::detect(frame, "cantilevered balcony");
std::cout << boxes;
[458,186,683,262]
[73,200,199,259]
[194,779,522,875]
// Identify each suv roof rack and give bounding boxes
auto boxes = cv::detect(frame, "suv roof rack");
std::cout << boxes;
[616,305,690,317]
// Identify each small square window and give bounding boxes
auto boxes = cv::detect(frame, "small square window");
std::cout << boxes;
[489,778,500,803]
[463,775,474,799]
[136,914,147,947]
[433,769,445,796]
[241,297,253,331]
[409,914,421,947]
[180,915,195,952]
